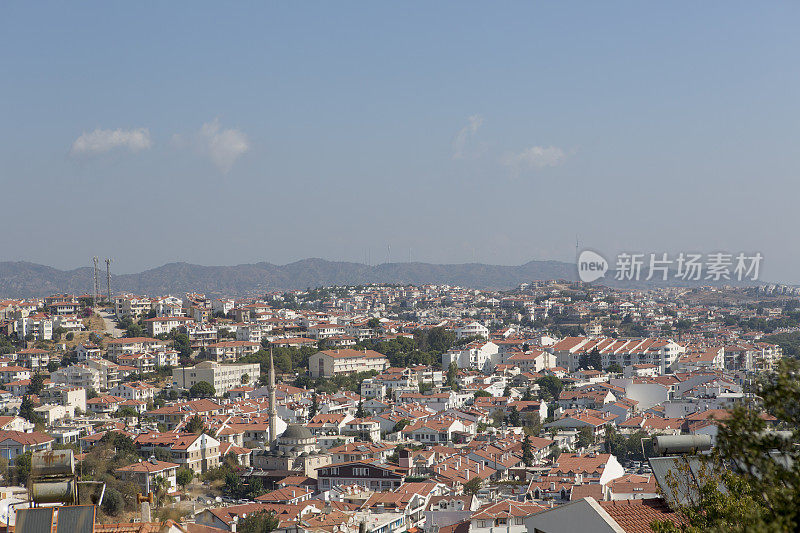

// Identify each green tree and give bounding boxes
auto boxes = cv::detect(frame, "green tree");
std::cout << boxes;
[185,414,206,434]
[463,476,482,496]
[241,373,250,384]
[576,426,594,448]
[522,387,534,401]
[102,487,124,516]
[309,393,318,418]
[15,451,32,486]
[47,361,59,373]
[503,385,512,397]
[578,348,602,371]
[605,363,623,374]
[391,419,410,433]
[125,323,144,338]
[189,381,215,398]
[446,362,458,389]
[367,317,381,330]
[152,475,170,507]
[522,434,533,466]
[474,390,492,399]
[116,406,139,418]
[176,467,194,490]
[356,398,365,418]
[653,358,800,532]
[536,375,563,401]
[172,333,192,359]
[238,510,279,533]
[52,326,67,341]
[19,396,42,424]
[28,373,45,395]
[508,406,522,427]
[428,327,456,354]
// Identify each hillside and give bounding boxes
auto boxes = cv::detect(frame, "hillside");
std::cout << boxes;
[0,259,576,298]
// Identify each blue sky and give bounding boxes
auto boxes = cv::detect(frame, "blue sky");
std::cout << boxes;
[2,2,799,282]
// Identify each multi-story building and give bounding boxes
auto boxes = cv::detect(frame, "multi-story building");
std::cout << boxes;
[15,314,53,341]
[206,341,260,361]
[106,337,165,361]
[172,361,260,395]
[114,294,153,319]
[116,458,179,493]
[109,381,157,402]
[51,364,100,391]
[308,349,390,378]
[144,316,195,336]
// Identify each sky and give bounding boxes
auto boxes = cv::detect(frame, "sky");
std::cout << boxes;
[2,2,799,282]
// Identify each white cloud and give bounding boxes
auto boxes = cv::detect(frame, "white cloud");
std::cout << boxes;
[501,145,567,171]
[197,119,250,172]
[452,114,483,159]
[70,128,152,156]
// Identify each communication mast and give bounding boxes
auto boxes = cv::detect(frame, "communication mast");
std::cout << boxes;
[105,258,113,305]
[92,257,100,307]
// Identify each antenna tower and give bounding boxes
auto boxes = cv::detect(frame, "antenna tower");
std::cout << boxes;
[105,258,113,305]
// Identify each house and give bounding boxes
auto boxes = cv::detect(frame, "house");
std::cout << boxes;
[470,501,545,533]
[116,458,180,493]
[550,453,625,486]
[254,487,313,505]
[455,322,489,339]
[442,341,499,371]
[317,460,405,491]
[86,395,126,415]
[425,495,481,531]
[0,430,54,465]
[524,497,683,532]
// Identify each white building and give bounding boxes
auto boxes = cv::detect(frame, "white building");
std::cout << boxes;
[172,361,260,395]
[308,349,390,378]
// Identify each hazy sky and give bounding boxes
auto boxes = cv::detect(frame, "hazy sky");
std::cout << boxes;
[2,2,799,282]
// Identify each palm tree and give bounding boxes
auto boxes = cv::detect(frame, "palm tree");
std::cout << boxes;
[152,475,170,508]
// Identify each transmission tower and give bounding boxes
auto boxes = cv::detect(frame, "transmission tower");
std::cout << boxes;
[92,257,100,308]
[105,258,113,305]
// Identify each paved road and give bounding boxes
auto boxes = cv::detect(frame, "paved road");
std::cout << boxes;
[95,307,125,338]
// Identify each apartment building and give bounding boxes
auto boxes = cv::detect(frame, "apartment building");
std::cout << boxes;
[308,349,390,378]
[172,361,260,395]
[144,316,195,336]
[551,337,685,373]
[14,314,53,341]
[207,341,260,361]
[14,348,50,371]
[114,294,154,318]
[109,381,157,402]
[51,364,100,391]
[106,337,165,360]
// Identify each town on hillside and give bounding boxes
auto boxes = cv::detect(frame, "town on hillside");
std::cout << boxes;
[0,281,797,532]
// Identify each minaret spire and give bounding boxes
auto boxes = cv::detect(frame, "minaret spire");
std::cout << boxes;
[268,347,278,449]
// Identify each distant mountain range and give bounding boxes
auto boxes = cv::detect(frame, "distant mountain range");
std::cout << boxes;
[0,259,577,298]
[0,258,762,299]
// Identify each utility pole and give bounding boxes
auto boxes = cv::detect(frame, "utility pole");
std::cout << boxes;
[105,258,113,305]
